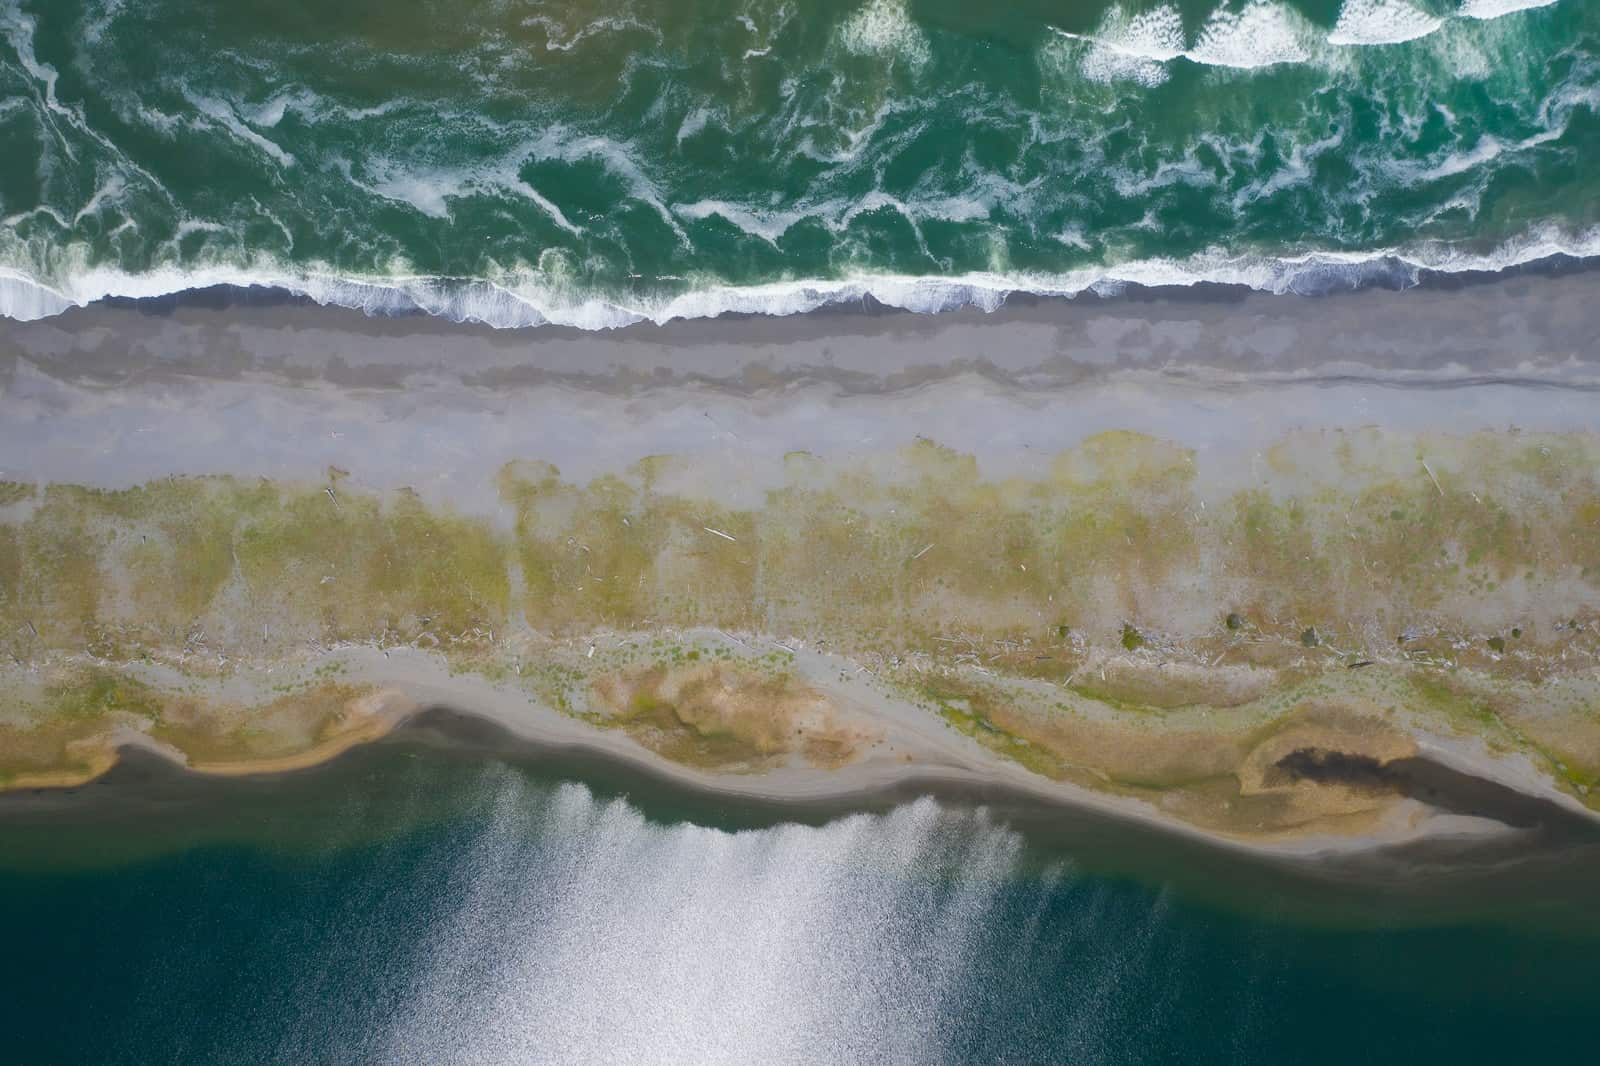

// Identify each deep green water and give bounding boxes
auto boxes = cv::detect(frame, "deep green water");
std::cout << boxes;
[1,0,1597,325]
[2,744,1597,1064]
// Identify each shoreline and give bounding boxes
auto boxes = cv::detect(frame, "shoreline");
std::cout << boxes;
[4,237,1599,332]
[12,261,1600,394]
[6,658,1596,876]
[59,247,1600,323]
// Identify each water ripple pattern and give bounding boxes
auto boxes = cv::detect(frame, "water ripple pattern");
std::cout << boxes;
[0,0,1594,325]
[376,777,1024,1064]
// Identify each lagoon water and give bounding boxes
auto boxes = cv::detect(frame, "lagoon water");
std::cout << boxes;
[3,744,1596,1064]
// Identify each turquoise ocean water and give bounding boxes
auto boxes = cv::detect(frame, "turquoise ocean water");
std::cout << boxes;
[2,745,1598,1064]
[1,0,1596,325]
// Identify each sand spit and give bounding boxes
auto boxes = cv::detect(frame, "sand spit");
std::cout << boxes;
[2,283,1598,855]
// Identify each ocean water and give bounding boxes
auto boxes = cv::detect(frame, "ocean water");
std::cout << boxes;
[1,0,1596,326]
[2,746,1597,1064]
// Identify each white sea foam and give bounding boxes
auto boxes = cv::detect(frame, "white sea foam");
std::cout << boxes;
[246,94,294,130]
[673,170,1024,251]
[1074,5,1187,87]
[344,140,586,236]
[2,5,173,218]
[1057,1,1325,86]
[4,224,1600,331]
[1458,0,1559,19]
[525,127,687,241]
[78,0,127,47]
[1077,47,1172,87]
[672,199,813,244]
[519,15,658,52]
[1189,2,1315,68]
[1053,0,1551,86]
[365,166,454,220]
[1388,119,1568,183]
[1,6,64,115]
[1055,226,1094,251]
[1231,125,1344,208]
[1,204,70,230]
[1088,4,1188,62]
[675,106,715,145]
[1329,0,1445,45]
[839,0,931,66]
[184,92,295,167]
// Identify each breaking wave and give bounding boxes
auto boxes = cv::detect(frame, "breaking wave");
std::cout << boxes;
[3,224,1598,330]
[0,0,1592,330]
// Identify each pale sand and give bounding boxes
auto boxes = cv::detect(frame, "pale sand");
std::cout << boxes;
[4,275,1600,513]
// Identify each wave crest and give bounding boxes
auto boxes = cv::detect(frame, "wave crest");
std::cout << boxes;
[1058,0,1564,85]
[3,225,1597,330]
[1458,0,1559,20]
[1329,0,1446,45]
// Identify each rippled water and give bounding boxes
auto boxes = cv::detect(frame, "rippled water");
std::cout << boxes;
[2,749,1597,1064]
[380,784,1021,1064]
[1,0,1596,325]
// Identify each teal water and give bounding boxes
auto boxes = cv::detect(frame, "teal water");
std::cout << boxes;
[1,0,1596,325]
[2,745,1597,1064]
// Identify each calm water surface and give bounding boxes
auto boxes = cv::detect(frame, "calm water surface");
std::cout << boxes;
[1,743,1595,1064]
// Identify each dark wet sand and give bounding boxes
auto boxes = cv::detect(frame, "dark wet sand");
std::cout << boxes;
[6,268,1600,395]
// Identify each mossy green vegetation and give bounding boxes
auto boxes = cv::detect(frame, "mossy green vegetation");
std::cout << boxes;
[2,428,1598,815]
[0,481,36,508]
[0,664,383,785]
[921,674,1076,782]
[0,477,509,652]
[6,430,1596,664]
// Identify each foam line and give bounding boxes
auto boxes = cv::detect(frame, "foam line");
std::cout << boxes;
[2,223,1597,330]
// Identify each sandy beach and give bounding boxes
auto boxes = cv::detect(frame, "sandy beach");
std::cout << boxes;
[3,278,1599,863]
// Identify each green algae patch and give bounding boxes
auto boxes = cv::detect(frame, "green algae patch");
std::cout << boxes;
[0,667,403,789]
[1,477,510,651]
[42,668,165,724]
[913,671,1255,795]
[1407,671,1517,741]
[4,487,107,644]
[7,429,1599,675]
[1064,660,1297,716]
[0,719,117,786]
